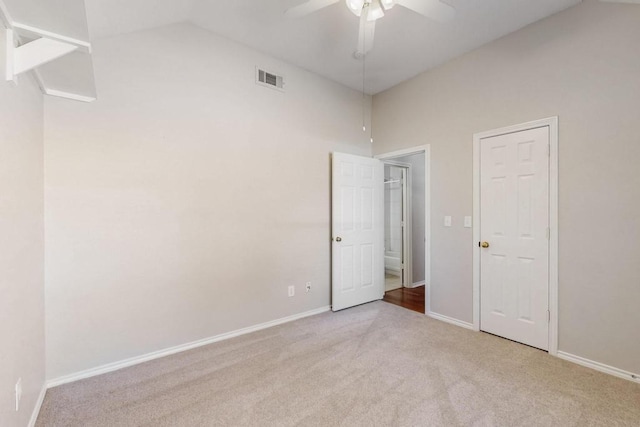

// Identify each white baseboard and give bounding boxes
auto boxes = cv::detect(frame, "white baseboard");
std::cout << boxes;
[28,384,47,427]
[556,351,640,384]
[47,306,331,389]
[426,311,474,330]
[410,280,425,288]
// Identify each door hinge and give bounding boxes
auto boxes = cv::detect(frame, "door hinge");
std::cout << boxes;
[547,310,551,323]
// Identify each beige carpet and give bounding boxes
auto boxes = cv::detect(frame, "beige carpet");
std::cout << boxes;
[37,301,640,426]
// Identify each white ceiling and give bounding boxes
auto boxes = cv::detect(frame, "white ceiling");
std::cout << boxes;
[84,0,583,94]
[3,0,90,40]
[84,0,194,41]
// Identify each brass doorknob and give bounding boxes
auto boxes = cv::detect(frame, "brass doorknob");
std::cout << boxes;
[336,237,342,242]
[481,242,490,248]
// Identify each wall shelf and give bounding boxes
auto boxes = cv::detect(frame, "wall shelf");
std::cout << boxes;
[1,0,96,102]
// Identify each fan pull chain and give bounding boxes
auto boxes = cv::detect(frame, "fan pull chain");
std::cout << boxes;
[362,27,373,143]
[362,12,367,134]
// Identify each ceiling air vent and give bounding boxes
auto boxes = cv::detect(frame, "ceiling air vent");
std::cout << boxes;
[256,67,285,92]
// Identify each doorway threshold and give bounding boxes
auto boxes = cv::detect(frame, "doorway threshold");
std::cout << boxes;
[382,286,425,314]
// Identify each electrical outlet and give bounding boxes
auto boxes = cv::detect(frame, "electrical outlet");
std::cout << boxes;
[306,282,311,292]
[15,378,22,412]
[288,285,295,297]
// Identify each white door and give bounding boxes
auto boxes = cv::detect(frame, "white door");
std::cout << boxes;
[332,153,384,311]
[480,126,550,350]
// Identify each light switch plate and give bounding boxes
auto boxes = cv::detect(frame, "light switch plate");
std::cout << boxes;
[444,216,452,227]
[464,216,472,228]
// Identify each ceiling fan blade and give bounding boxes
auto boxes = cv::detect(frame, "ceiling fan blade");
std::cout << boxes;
[397,0,455,23]
[284,0,341,18]
[356,7,376,57]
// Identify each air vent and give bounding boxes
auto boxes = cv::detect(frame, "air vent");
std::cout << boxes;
[256,67,285,92]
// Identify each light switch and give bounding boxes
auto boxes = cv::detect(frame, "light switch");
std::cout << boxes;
[464,216,472,228]
[444,216,452,227]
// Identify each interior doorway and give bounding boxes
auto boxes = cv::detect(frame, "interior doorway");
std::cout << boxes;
[377,147,429,314]
[383,162,408,292]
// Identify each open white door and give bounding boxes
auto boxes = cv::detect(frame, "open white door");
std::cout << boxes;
[332,153,384,311]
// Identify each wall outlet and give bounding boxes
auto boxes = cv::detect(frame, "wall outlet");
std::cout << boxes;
[306,282,311,292]
[288,285,295,297]
[15,378,22,412]
[444,216,452,227]
[464,216,472,228]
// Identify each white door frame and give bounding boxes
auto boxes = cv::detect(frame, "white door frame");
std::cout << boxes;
[383,160,412,288]
[472,117,559,355]
[375,145,431,301]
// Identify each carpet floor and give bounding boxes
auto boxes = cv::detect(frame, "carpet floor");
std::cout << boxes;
[37,301,640,426]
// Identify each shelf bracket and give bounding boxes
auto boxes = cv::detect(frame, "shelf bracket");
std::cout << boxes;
[6,28,79,82]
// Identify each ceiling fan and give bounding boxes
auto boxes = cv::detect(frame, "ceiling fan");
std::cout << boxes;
[285,0,456,57]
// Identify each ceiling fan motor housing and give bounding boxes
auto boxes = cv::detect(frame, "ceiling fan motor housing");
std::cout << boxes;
[346,0,395,20]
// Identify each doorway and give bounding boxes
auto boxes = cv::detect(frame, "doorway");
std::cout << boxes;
[377,147,430,314]
[383,162,408,292]
[473,117,559,354]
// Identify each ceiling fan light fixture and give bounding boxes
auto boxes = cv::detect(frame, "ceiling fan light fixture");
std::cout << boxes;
[380,0,395,10]
[367,0,385,21]
[346,0,365,16]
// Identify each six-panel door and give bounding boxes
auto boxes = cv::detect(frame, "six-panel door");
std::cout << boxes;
[332,153,384,311]
[480,127,550,350]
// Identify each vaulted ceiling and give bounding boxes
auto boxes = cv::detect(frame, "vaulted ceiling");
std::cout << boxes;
[83,0,583,94]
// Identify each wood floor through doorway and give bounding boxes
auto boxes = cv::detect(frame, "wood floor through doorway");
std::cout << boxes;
[383,285,425,313]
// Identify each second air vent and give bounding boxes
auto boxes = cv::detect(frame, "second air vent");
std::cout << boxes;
[256,67,285,92]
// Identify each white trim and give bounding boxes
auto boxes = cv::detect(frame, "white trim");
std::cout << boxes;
[0,3,95,101]
[44,89,96,103]
[472,131,481,331]
[472,117,559,354]
[427,311,475,330]
[2,22,48,92]
[9,33,79,77]
[5,27,14,81]
[13,22,91,53]
[28,384,47,427]
[375,145,431,313]
[411,280,425,288]
[382,160,411,168]
[548,118,559,356]
[0,7,91,53]
[557,351,640,384]
[0,0,13,28]
[47,306,331,388]
[425,146,431,311]
[375,146,428,159]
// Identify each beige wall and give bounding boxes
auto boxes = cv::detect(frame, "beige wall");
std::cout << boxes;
[44,23,372,380]
[0,29,45,426]
[372,0,640,374]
